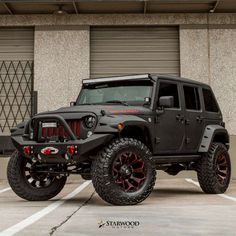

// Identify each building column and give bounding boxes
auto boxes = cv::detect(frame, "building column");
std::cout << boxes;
[179,25,209,84]
[34,26,90,113]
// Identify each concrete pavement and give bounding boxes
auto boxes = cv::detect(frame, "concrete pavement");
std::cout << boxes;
[0,177,236,236]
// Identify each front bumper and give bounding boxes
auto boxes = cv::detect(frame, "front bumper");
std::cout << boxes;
[12,133,114,162]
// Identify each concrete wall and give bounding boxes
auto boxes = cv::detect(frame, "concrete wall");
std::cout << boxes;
[180,26,209,85]
[0,14,208,26]
[34,26,90,113]
[210,28,236,135]
[180,25,236,136]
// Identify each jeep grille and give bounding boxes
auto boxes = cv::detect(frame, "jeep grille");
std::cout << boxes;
[40,120,80,141]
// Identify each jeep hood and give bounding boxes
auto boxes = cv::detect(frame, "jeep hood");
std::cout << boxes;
[36,105,152,117]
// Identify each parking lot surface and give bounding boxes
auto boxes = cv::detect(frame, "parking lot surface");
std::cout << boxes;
[0,177,236,236]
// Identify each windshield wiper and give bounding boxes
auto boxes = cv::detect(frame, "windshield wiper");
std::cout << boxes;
[105,100,129,106]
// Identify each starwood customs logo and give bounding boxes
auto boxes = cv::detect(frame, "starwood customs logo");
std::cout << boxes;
[98,220,140,229]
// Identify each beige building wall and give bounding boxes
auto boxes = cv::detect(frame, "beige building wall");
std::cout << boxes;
[34,25,90,113]
[209,28,236,135]
[180,26,209,85]
[180,24,236,136]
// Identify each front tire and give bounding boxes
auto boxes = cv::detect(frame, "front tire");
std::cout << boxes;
[92,138,156,205]
[197,143,231,194]
[7,151,67,201]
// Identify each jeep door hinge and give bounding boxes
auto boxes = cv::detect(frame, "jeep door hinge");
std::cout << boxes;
[154,116,159,123]
[155,137,160,144]
[185,137,191,144]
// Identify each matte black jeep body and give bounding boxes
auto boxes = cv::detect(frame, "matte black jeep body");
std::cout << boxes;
[8,74,231,205]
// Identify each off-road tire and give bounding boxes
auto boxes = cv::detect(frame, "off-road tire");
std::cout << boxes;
[91,138,156,205]
[81,173,92,180]
[7,151,67,201]
[197,142,231,194]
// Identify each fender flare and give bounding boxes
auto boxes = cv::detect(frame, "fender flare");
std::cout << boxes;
[198,125,229,152]
[95,115,151,133]
[94,115,153,149]
[10,121,28,136]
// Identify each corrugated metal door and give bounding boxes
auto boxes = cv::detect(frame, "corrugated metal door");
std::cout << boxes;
[90,27,180,78]
[0,28,34,140]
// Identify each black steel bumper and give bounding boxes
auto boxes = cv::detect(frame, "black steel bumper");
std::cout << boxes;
[12,133,114,161]
[11,113,115,162]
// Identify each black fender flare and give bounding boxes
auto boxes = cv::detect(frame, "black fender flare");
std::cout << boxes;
[198,125,230,152]
[94,115,153,148]
[95,115,151,133]
[10,121,28,136]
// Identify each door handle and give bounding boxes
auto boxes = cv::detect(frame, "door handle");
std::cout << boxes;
[185,119,190,125]
[176,114,184,122]
[196,116,203,123]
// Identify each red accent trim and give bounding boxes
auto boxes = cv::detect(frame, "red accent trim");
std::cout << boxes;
[58,126,63,137]
[76,121,80,137]
[42,148,52,155]
[110,109,139,114]
[67,145,76,155]
[216,153,229,185]
[42,128,46,138]
[52,127,57,136]
[64,130,68,139]
[47,128,51,137]
[23,146,31,155]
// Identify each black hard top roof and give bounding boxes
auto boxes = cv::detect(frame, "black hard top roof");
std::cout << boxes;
[83,74,208,87]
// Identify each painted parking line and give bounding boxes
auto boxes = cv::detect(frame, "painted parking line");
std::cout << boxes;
[0,180,91,236]
[185,178,236,202]
[0,187,11,194]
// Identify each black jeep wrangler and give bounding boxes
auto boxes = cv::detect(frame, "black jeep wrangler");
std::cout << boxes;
[8,74,231,205]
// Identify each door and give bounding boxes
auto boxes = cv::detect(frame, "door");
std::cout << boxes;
[90,27,180,78]
[182,84,204,152]
[154,81,185,154]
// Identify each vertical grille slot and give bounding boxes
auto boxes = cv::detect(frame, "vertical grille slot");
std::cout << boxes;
[40,120,80,141]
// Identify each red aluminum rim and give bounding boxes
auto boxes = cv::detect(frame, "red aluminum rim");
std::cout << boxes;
[112,151,146,192]
[216,153,228,185]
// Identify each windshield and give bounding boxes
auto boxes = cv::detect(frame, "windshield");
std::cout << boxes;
[77,80,153,106]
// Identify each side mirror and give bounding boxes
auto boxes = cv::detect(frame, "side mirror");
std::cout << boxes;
[158,96,174,108]
[144,97,151,105]
[70,101,76,107]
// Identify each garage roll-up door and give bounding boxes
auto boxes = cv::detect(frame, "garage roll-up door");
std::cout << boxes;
[0,28,34,139]
[90,27,180,78]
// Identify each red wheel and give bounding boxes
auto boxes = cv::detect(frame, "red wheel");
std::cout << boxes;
[92,138,156,205]
[197,143,231,194]
[216,153,229,186]
[112,151,146,192]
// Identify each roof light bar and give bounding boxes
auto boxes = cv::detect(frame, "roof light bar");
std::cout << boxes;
[83,74,151,84]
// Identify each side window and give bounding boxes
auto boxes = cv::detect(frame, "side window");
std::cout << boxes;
[203,88,219,112]
[183,86,201,110]
[158,82,179,108]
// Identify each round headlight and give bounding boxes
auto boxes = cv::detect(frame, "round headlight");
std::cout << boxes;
[84,116,96,129]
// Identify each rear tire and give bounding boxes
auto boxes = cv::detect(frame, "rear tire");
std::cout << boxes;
[7,151,67,201]
[197,143,231,194]
[91,138,156,205]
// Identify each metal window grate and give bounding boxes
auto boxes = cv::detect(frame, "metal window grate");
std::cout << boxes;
[0,60,34,135]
